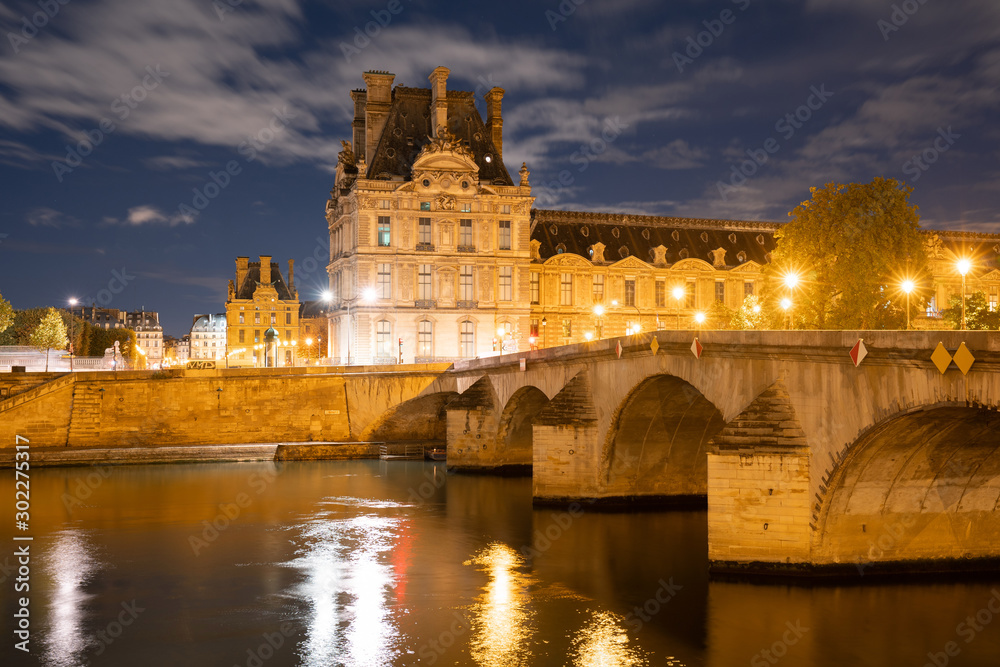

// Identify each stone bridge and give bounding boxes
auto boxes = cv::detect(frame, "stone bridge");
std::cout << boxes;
[404,330,1000,576]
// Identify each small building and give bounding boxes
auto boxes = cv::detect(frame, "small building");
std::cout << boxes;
[225,255,300,367]
[190,313,227,362]
[298,300,331,363]
[123,310,163,368]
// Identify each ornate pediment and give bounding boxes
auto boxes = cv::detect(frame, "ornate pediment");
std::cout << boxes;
[730,260,764,273]
[412,127,480,179]
[590,242,606,264]
[610,255,653,271]
[670,258,716,272]
[543,253,592,268]
[979,268,1000,282]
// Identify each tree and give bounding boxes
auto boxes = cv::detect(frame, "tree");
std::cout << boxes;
[762,178,929,329]
[29,308,68,372]
[941,291,1000,330]
[0,292,12,336]
[85,325,138,368]
[731,294,770,330]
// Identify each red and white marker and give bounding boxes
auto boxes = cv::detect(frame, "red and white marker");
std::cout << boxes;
[849,338,867,367]
[615,340,623,359]
[691,337,703,359]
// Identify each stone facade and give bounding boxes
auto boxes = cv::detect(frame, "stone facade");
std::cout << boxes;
[226,255,301,367]
[326,67,533,365]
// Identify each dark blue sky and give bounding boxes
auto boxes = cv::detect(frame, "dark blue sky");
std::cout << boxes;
[1,0,998,336]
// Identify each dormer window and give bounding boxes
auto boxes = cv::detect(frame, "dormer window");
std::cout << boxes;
[420,201,431,211]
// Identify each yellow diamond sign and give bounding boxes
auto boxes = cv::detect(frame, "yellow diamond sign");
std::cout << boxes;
[953,342,976,375]
[930,342,952,374]
[650,337,659,354]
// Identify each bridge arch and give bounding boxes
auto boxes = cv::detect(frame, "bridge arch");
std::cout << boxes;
[360,391,458,442]
[601,373,726,500]
[815,404,1000,568]
[495,386,549,466]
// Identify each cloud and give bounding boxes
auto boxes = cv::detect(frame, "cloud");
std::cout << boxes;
[102,205,197,226]
[143,155,211,170]
[26,207,80,228]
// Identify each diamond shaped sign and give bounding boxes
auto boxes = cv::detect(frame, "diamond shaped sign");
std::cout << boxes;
[953,342,976,375]
[615,340,623,359]
[849,339,867,367]
[691,337,703,359]
[930,342,953,374]
[650,337,660,354]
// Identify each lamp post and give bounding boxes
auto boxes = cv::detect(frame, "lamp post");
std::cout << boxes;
[68,297,77,372]
[592,304,605,339]
[780,298,793,330]
[671,286,684,329]
[900,280,915,330]
[957,259,971,330]
[694,311,706,332]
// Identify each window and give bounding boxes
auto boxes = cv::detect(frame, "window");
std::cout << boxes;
[254,312,260,324]
[498,220,511,250]
[238,313,244,324]
[502,204,511,214]
[238,330,245,343]
[377,216,391,246]
[418,320,433,358]
[270,313,276,324]
[459,266,474,302]
[459,219,473,248]
[530,273,540,304]
[655,280,665,308]
[285,312,291,325]
[378,263,392,299]
[285,330,291,341]
[380,199,390,209]
[592,275,604,303]
[530,319,539,337]
[418,265,433,300]
[686,280,696,308]
[990,286,998,312]
[418,217,432,245]
[420,201,431,211]
[624,279,636,307]
[285,350,292,365]
[562,319,572,338]
[376,320,392,358]
[254,330,260,343]
[460,320,475,358]
[461,203,472,213]
[499,267,512,301]
[560,273,573,306]
[715,281,726,303]
[744,281,755,297]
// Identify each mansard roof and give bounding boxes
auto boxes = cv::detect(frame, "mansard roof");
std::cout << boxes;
[531,209,781,268]
[366,86,513,185]
[235,262,296,301]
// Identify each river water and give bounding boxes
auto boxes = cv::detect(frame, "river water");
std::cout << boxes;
[4,460,1000,666]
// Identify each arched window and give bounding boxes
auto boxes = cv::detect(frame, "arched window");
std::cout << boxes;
[417,320,433,359]
[460,320,475,358]
[376,320,392,359]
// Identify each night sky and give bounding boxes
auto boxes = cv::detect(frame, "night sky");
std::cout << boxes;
[1,0,997,336]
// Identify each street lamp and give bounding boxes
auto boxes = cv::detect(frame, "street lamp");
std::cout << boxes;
[780,297,793,330]
[68,297,77,371]
[900,279,915,330]
[956,258,971,330]
[671,286,685,328]
[592,304,605,339]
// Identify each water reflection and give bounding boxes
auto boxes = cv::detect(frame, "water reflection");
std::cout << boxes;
[41,530,98,667]
[464,543,535,667]
[571,611,647,667]
[290,499,406,667]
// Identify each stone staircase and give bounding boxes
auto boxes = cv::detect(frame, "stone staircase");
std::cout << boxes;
[67,382,102,444]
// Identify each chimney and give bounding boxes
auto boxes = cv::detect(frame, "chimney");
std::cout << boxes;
[485,86,505,160]
[236,256,249,290]
[361,70,395,164]
[428,66,450,137]
[288,259,295,294]
[350,88,367,166]
[259,255,272,284]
